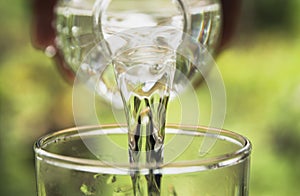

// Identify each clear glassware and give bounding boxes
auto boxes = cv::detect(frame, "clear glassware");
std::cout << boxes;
[54,0,222,104]
[34,125,251,196]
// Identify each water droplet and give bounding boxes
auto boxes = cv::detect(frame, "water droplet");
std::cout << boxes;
[72,26,80,37]
[62,27,69,35]
[150,64,163,74]
[81,63,97,75]
[56,24,63,32]
[44,45,56,58]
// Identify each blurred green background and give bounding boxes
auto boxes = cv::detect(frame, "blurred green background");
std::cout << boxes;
[0,0,300,195]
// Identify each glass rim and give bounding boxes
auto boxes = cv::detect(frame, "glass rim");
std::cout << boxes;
[34,124,251,173]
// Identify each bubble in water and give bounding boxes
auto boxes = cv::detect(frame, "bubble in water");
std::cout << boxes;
[93,173,101,179]
[113,185,133,196]
[168,185,178,196]
[80,184,95,196]
[106,175,117,184]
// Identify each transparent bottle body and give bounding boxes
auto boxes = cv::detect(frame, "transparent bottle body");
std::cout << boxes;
[54,0,222,104]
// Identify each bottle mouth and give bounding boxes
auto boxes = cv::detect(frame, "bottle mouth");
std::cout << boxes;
[92,0,190,41]
[34,124,251,175]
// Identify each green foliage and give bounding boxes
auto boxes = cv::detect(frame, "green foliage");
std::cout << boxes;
[253,0,294,30]
[217,33,300,195]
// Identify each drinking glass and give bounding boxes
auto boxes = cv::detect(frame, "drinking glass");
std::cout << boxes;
[34,124,251,196]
